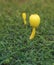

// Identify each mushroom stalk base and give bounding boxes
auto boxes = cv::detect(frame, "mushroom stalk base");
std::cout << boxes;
[29,28,36,40]
[24,20,26,25]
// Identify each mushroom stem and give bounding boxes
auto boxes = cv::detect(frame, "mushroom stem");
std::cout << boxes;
[29,27,36,40]
[24,20,26,25]
[22,13,27,25]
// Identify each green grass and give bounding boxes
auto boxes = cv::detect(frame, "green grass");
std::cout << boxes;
[0,0,54,65]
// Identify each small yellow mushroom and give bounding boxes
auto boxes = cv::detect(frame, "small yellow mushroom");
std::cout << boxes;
[29,14,40,40]
[22,13,27,25]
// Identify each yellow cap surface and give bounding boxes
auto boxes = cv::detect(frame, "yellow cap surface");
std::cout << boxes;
[29,14,40,28]
[22,13,26,20]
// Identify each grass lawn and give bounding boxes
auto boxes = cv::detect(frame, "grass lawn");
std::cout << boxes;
[0,0,54,65]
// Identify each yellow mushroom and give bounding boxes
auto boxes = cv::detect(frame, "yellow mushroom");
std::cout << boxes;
[22,13,27,25]
[29,14,40,40]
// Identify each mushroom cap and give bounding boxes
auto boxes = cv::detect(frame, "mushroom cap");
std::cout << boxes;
[29,14,40,28]
[22,13,26,20]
